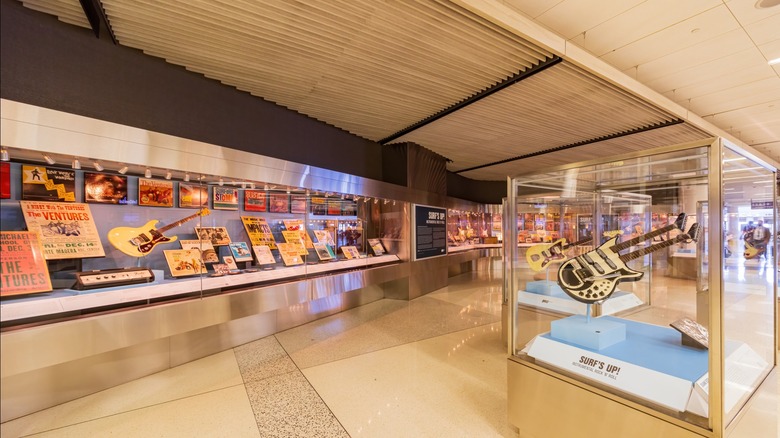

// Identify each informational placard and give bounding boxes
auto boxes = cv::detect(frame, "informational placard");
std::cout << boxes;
[0,231,53,296]
[413,204,447,260]
[20,201,105,259]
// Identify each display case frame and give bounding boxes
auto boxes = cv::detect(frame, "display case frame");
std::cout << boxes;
[505,138,777,438]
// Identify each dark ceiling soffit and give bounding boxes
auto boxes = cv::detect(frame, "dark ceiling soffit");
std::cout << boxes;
[378,55,563,145]
[453,119,686,174]
[79,0,117,44]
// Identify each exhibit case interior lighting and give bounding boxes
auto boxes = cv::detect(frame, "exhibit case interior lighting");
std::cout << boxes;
[505,138,777,437]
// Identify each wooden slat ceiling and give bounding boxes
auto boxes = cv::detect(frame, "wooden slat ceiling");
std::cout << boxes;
[20,0,720,181]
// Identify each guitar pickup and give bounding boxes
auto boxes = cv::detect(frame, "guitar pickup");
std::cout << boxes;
[596,248,617,269]
[582,253,605,274]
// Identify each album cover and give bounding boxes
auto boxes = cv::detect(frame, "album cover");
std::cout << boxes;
[229,242,253,262]
[212,263,231,276]
[223,255,238,270]
[309,196,327,215]
[367,238,385,256]
[269,193,290,213]
[179,183,209,208]
[213,186,239,210]
[252,245,277,265]
[341,245,360,259]
[164,249,207,277]
[84,172,128,204]
[313,243,334,261]
[290,194,307,214]
[241,216,277,249]
[276,242,304,266]
[244,189,267,212]
[19,201,105,259]
[22,165,76,202]
[194,226,232,246]
[281,230,309,256]
[327,199,342,215]
[179,239,219,263]
[0,231,53,296]
[138,178,174,207]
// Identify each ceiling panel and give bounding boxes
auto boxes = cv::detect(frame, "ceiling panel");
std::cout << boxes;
[759,39,780,62]
[21,0,89,28]
[688,77,780,116]
[663,64,776,104]
[500,0,560,19]
[725,0,780,25]
[745,13,780,45]
[533,0,643,40]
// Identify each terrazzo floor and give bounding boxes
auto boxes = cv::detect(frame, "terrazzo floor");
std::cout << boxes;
[1,269,777,437]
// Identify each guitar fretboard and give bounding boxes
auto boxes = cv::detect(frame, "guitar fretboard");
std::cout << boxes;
[156,210,206,233]
[562,235,592,250]
[621,234,688,262]
[612,224,674,252]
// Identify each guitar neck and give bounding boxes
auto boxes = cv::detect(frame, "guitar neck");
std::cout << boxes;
[563,235,593,250]
[156,212,203,233]
[621,234,687,262]
[613,224,675,252]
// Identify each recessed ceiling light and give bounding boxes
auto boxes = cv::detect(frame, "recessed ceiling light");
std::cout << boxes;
[755,0,780,9]
[768,57,780,66]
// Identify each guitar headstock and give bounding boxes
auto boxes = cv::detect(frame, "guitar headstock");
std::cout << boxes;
[685,223,701,243]
[198,208,211,217]
[603,230,623,238]
[673,213,687,231]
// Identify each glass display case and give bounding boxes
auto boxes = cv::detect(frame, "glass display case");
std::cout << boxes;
[446,207,502,254]
[0,149,405,328]
[505,139,777,437]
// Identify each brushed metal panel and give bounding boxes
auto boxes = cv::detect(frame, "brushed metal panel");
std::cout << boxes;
[168,311,278,368]
[276,286,384,332]
[1,338,169,423]
[409,264,448,300]
[508,360,708,438]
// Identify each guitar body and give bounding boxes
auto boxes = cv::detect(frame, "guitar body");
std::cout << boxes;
[526,238,568,271]
[108,220,178,257]
[743,241,764,260]
[557,237,644,303]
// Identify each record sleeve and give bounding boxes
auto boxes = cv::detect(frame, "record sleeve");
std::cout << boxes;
[213,186,239,210]
[164,249,207,277]
[179,239,219,263]
[229,242,253,262]
[309,196,327,215]
[22,165,76,202]
[179,183,209,208]
[290,194,307,214]
[138,178,174,207]
[244,190,267,212]
[84,172,128,204]
[269,193,290,213]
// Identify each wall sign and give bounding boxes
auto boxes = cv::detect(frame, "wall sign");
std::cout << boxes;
[413,204,447,260]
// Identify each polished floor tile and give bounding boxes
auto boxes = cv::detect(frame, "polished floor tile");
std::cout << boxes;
[235,335,299,384]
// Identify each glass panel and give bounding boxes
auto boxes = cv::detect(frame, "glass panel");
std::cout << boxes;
[721,146,775,424]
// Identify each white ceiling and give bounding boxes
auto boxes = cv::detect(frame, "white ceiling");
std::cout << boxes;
[17,0,780,180]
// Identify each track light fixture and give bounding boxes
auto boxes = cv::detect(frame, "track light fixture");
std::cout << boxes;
[118,166,128,174]
[93,162,104,172]
[183,173,190,182]
[219,177,224,186]
[43,155,56,165]
[0,149,9,162]
[144,168,152,178]
[165,171,172,180]
[72,159,81,170]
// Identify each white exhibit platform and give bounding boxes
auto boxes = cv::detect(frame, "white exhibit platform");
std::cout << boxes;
[518,280,643,316]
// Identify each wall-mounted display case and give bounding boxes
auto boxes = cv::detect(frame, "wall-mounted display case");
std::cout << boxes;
[505,139,777,437]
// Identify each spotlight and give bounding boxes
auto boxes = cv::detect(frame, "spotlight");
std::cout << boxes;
[72,159,81,170]
[0,149,9,162]
[118,166,128,174]
[219,177,224,186]
[241,181,246,189]
[43,155,56,165]
[374,198,378,204]
[144,168,152,178]
[250,183,255,189]
[165,171,172,180]
[93,162,104,172]
[183,173,190,182]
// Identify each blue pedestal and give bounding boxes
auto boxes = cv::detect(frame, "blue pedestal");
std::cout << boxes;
[551,315,626,350]
[526,280,563,296]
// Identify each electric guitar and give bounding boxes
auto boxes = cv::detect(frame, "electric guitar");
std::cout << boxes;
[557,214,693,304]
[108,208,211,257]
[743,240,765,260]
[526,235,593,271]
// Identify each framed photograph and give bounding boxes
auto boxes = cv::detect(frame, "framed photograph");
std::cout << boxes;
[313,242,334,261]
[213,186,239,210]
[179,239,219,263]
[84,172,128,204]
[138,178,174,207]
[194,226,232,246]
[0,231,53,296]
[229,242,253,262]
[290,194,307,214]
[269,193,290,213]
[164,249,207,277]
[252,245,277,265]
[179,183,209,208]
[244,189,267,212]
[309,196,327,215]
[22,165,76,202]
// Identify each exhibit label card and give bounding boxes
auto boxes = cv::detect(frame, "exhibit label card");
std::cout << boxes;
[138,178,174,207]
[163,249,207,277]
[0,231,53,296]
[22,165,76,202]
[19,201,105,259]
[84,172,128,204]
[241,216,277,249]
[213,186,238,210]
[252,245,276,265]
[413,204,447,260]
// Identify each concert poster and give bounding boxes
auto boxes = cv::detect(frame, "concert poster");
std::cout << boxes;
[310,196,327,215]
[276,242,304,266]
[213,186,238,210]
[138,178,174,207]
[179,183,209,209]
[244,190,267,212]
[84,172,128,204]
[269,193,290,213]
[194,226,232,246]
[327,199,342,216]
[19,201,105,259]
[229,242,253,262]
[179,239,219,263]
[282,219,314,249]
[163,249,207,277]
[0,231,53,296]
[0,162,10,199]
[281,230,309,256]
[290,194,307,214]
[241,216,277,249]
[22,165,76,202]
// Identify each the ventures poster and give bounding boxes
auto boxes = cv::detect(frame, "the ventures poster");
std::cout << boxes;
[213,186,239,210]
[0,162,11,199]
[413,204,447,260]
[163,249,207,277]
[290,194,307,214]
[269,193,290,213]
[19,201,106,259]
[0,231,53,296]
[84,172,128,204]
[244,190,267,212]
[22,165,76,202]
[138,178,174,207]
[179,183,209,208]
[241,216,277,249]
[310,196,327,215]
